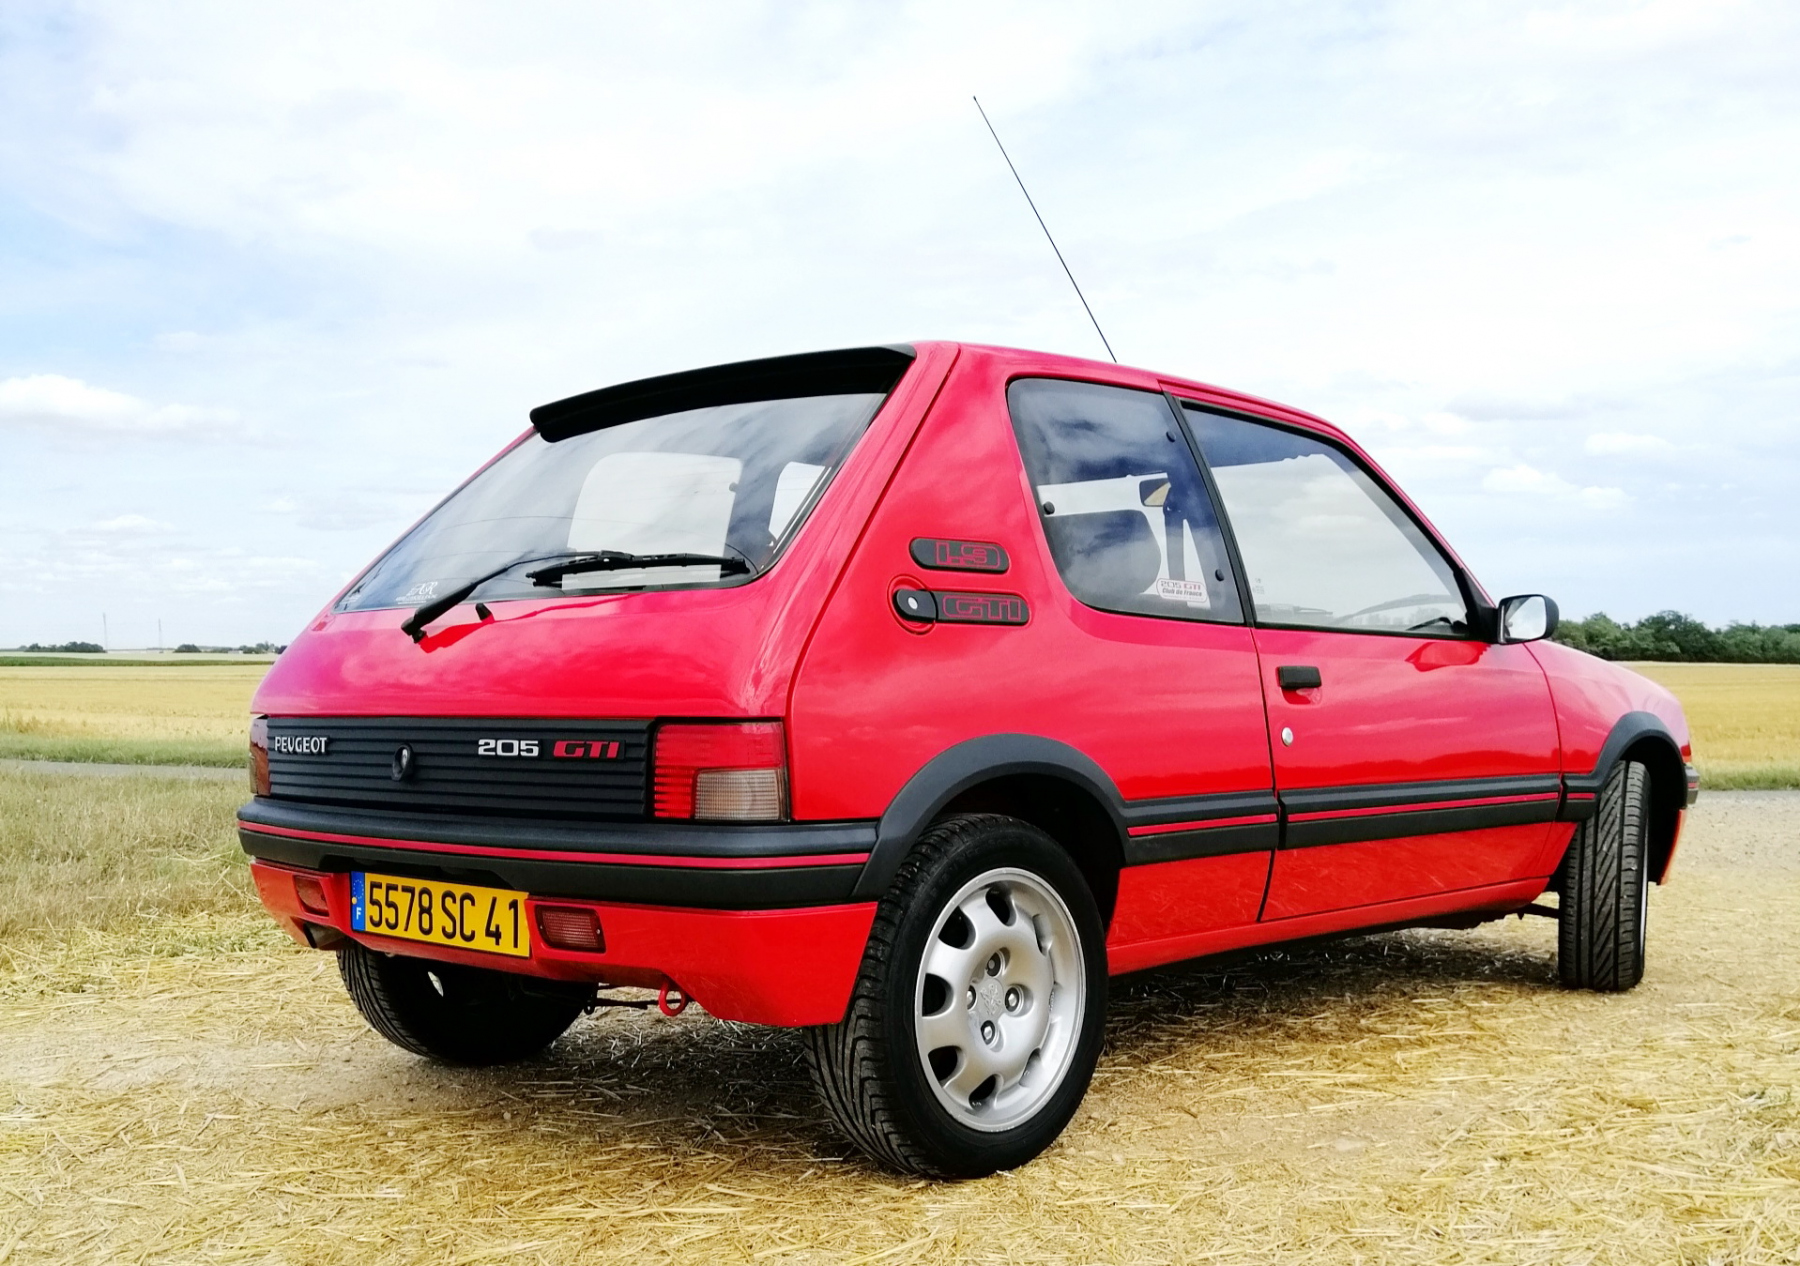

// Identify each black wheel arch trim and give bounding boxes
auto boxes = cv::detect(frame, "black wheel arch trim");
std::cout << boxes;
[1559,711,1688,821]
[1556,710,1689,886]
[853,737,1294,900]
[854,735,1131,900]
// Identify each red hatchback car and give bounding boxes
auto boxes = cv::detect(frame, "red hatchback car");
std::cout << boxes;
[243,342,1698,1176]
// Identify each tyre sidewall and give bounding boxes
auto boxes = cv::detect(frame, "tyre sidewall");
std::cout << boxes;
[874,817,1108,1176]
[340,945,592,1065]
[1558,758,1651,992]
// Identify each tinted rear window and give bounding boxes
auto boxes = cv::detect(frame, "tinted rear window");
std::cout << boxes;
[338,393,884,612]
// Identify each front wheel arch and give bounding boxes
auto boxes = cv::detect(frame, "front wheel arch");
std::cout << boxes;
[1561,712,1687,886]
[1624,737,1687,885]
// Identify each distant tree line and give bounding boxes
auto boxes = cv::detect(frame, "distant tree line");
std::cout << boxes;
[174,642,287,654]
[14,640,286,654]
[1553,611,1800,663]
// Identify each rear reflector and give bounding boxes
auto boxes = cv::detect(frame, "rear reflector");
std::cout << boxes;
[293,873,329,916]
[536,905,605,953]
[653,722,787,821]
[249,716,270,796]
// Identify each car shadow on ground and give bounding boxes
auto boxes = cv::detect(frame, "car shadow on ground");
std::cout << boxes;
[373,924,1559,1173]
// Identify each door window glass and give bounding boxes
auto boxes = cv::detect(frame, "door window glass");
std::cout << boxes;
[1185,407,1468,636]
[1009,380,1243,624]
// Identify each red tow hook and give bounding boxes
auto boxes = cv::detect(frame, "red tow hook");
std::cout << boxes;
[657,983,689,1017]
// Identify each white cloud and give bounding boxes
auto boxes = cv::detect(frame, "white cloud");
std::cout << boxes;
[1584,431,1677,457]
[1376,443,1503,479]
[89,514,173,533]
[0,374,241,437]
[1,1,1797,633]
[1481,464,1628,511]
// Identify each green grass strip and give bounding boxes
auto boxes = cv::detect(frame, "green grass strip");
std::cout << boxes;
[0,656,271,668]
[0,735,247,768]
[1694,764,1800,791]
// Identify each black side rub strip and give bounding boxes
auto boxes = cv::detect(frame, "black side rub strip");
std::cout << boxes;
[1121,790,1281,866]
[1122,789,1281,828]
[1282,774,1563,816]
[1281,774,1562,850]
[1126,821,1280,865]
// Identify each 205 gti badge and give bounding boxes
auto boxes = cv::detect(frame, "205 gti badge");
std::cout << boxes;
[473,737,624,759]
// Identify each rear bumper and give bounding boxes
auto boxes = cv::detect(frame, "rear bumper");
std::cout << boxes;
[239,799,879,1026]
[238,797,875,907]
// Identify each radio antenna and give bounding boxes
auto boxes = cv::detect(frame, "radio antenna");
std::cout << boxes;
[973,95,1116,363]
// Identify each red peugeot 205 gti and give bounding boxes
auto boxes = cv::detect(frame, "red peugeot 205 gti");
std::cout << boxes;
[242,342,1698,1176]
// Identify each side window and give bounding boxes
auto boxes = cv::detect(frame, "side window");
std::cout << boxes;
[1009,379,1244,624]
[1184,407,1469,636]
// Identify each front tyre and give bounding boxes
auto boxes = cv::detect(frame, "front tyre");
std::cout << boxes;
[805,814,1107,1177]
[1558,759,1651,991]
[338,943,594,1066]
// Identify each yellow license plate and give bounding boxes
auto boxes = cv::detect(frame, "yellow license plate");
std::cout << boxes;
[350,872,531,958]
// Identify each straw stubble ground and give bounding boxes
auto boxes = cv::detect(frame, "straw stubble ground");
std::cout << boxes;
[1,778,1796,1264]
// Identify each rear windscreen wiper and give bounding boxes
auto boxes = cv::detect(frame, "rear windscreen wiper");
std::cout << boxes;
[399,550,594,642]
[400,549,754,642]
[525,551,750,586]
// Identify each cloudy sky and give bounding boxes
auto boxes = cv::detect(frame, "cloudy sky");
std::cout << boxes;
[3,0,1796,647]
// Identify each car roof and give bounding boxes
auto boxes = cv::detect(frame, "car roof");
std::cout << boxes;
[942,341,1353,446]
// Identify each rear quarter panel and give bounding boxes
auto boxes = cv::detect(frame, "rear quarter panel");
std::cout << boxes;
[786,346,1274,818]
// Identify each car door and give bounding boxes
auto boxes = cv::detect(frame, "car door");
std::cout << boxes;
[1007,379,1278,960]
[1181,403,1563,921]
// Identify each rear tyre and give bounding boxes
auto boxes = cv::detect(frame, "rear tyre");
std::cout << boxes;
[1557,759,1651,991]
[805,814,1107,1177]
[338,943,594,1065]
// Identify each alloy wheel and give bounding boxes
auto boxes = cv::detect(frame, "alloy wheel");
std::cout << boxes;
[912,867,1085,1132]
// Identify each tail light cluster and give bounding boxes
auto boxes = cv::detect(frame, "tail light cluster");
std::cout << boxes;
[249,715,270,796]
[652,721,787,822]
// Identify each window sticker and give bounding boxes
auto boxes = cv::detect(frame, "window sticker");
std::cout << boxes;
[1154,577,1212,608]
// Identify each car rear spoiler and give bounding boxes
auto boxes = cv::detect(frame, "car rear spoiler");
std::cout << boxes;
[529,345,917,442]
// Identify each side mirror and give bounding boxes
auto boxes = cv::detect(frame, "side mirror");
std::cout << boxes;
[1497,594,1559,644]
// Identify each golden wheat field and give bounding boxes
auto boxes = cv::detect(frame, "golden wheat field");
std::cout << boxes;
[1629,663,1800,788]
[0,664,267,766]
[2,766,1799,1264]
[1,658,1797,784]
